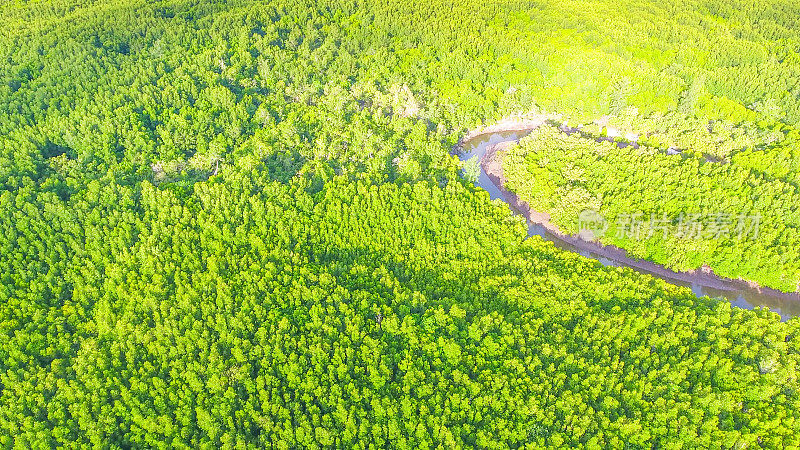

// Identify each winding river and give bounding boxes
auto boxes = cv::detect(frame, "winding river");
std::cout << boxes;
[459,128,800,321]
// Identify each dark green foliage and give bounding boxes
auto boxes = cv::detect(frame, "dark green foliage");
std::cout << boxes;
[2,169,799,447]
[0,0,799,447]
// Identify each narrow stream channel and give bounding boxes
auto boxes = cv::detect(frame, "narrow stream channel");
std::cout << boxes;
[460,130,799,320]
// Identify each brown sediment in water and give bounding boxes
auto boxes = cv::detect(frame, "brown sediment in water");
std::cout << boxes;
[454,115,554,150]
[459,122,800,304]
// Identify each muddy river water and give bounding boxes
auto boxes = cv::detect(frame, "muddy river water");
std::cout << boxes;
[459,129,800,320]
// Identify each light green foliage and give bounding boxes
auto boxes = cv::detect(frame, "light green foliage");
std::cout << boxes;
[0,0,799,447]
[462,156,481,183]
[503,125,800,291]
[2,167,799,447]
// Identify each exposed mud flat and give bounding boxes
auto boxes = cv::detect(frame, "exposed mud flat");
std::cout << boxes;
[456,124,800,320]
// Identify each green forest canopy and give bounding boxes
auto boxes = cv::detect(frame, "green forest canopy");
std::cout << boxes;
[1,0,799,447]
[501,125,800,292]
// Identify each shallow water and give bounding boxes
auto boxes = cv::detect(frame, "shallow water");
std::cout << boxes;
[460,130,799,320]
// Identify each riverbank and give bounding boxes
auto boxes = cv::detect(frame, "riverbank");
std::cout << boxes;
[455,122,800,314]
[455,115,554,149]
